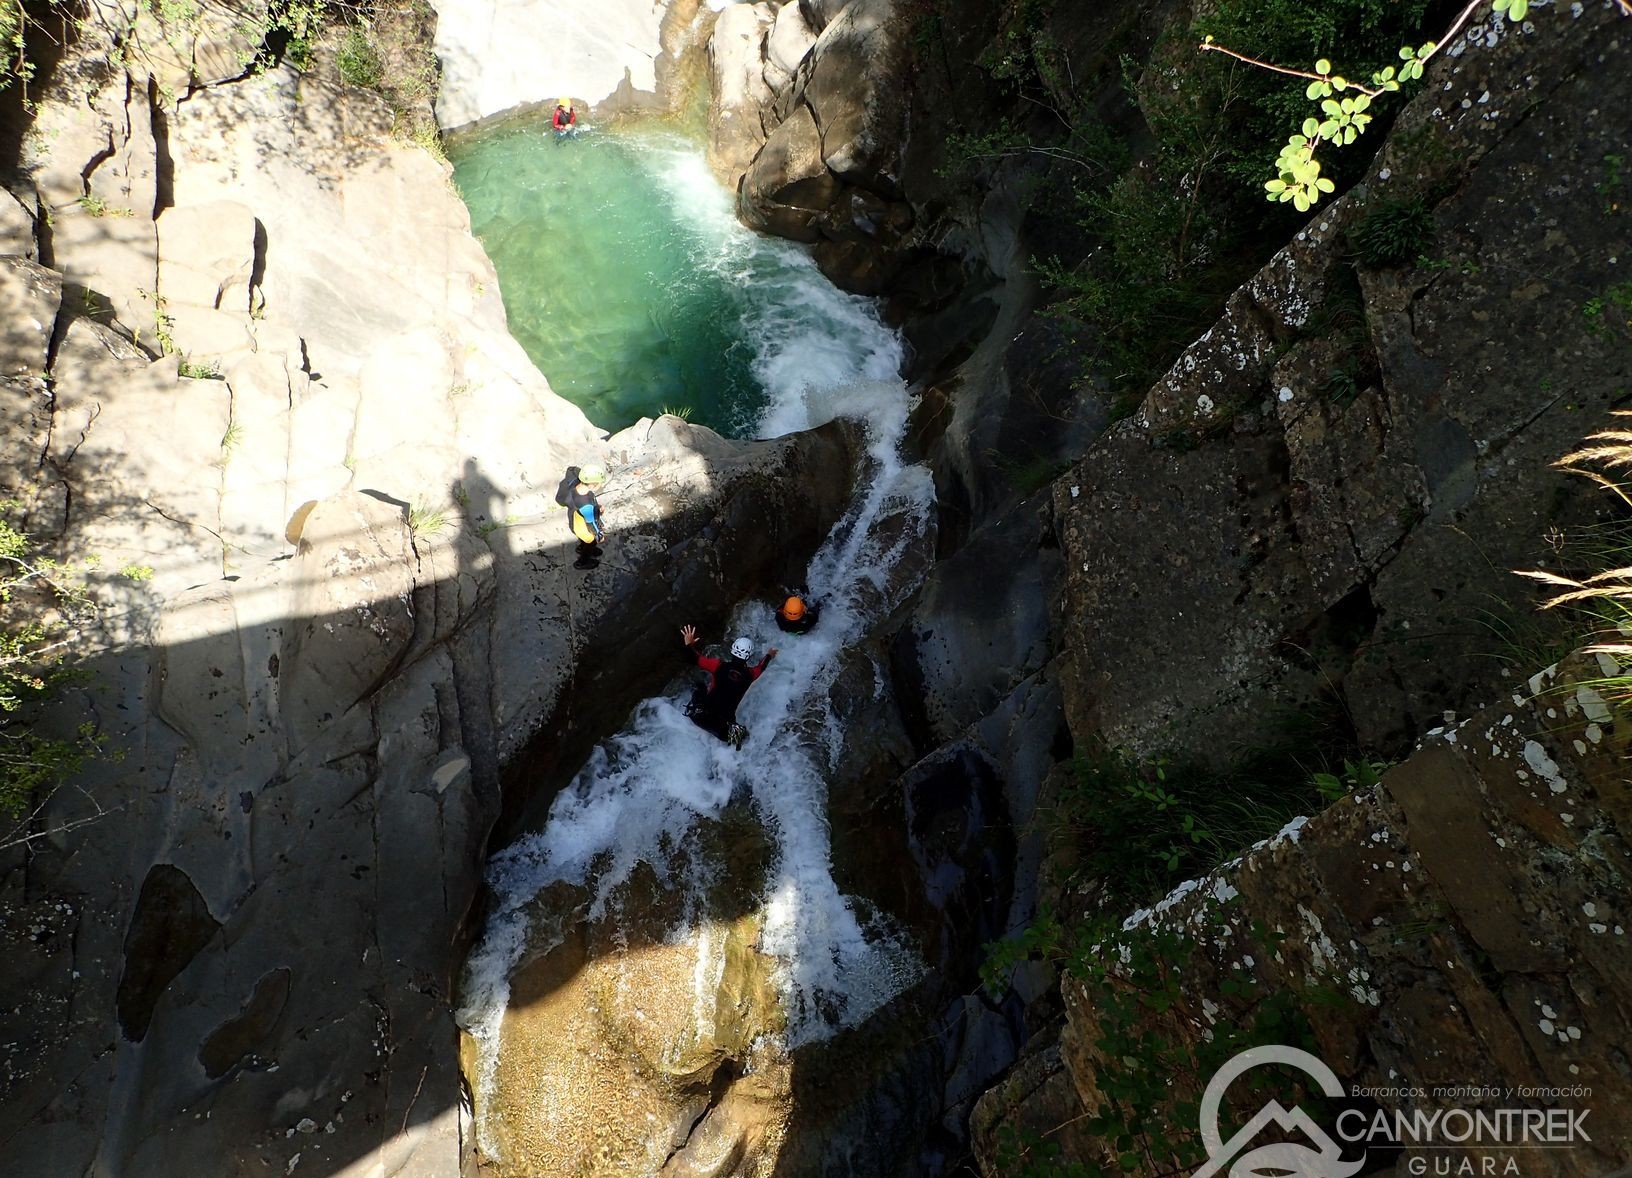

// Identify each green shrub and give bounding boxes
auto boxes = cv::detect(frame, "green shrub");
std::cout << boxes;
[336,27,383,89]
[1,508,112,819]
[1351,197,1435,267]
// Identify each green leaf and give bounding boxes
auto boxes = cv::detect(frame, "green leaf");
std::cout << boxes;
[1306,80,1324,100]
[1509,0,1528,18]
[1315,58,1331,75]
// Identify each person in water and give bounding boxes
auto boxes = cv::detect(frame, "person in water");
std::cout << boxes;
[775,593,820,635]
[561,464,606,569]
[552,99,578,138]
[679,624,776,745]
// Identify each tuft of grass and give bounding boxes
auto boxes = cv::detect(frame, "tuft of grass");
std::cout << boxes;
[1351,197,1435,268]
[220,420,244,458]
[408,501,448,537]
[660,405,694,421]
[1517,411,1632,711]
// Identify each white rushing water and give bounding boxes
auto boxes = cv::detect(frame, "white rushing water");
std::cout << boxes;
[632,134,907,437]
[456,137,933,1154]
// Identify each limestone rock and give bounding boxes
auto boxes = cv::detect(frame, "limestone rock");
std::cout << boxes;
[280,492,417,753]
[52,210,159,332]
[0,188,37,258]
[157,201,257,310]
[801,0,908,196]
[741,103,841,244]
[706,1,776,185]
[737,0,916,291]
[0,257,61,378]
[430,0,691,130]
[1050,0,1632,759]
[986,662,1632,1176]
[764,0,817,92]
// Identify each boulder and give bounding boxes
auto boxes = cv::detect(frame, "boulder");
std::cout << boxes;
[0,188,36,258]
[798,0,852,33]
[740,103,841,244]
[801,0,909,196]
[764,0,818,92]
[0,257,61,377]
[707,1,777,185]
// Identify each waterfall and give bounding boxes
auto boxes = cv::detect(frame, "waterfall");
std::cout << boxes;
[453,129,933,1158]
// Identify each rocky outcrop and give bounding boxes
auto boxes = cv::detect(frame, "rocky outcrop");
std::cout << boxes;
[0,10,860,1178]
[706,2,777,183]
[972,654,1632,1176]
[711,0,921,294]
[431,0,706,130]
[1051,2,1632,761]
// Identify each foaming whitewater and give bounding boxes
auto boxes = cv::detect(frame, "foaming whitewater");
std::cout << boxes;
[629,136,905,436]
[457,139,932,1157]
[453,122,904,434]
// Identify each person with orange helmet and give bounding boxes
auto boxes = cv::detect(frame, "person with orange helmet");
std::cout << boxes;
[774,591,820,635]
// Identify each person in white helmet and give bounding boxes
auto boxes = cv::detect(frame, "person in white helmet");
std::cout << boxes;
[678,624,776,746]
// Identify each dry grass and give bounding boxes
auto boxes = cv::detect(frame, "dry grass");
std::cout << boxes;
[1518,410,1632,705]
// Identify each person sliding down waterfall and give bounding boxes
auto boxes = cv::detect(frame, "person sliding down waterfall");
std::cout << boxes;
[551,98,579,140]
[775,592,820,635]
[679,625,776,748]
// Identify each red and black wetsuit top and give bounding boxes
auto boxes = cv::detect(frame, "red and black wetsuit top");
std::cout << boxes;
[553,106,576,130]
[689,646,771,724]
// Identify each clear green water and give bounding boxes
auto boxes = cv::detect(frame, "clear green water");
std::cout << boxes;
[451,121,902,437]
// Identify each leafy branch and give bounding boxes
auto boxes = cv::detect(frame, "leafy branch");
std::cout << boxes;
[0,507,116,819]
[1198,0,1627,212]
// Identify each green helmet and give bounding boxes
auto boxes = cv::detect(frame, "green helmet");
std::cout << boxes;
[579,464,607,485]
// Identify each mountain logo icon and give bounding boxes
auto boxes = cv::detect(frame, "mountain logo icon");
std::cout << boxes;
[1193,1045,1366,1178]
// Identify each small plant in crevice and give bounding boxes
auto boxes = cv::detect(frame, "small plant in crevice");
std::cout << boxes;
[1351,196,1435,267]
[407,501,448,538]
[218,420,245,462]
[178,357,221,380]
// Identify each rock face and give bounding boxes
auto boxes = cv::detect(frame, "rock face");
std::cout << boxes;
[1051,2,1632,761]
[431,0,704,130]
[973,655,1632,1176]
[709,0,920,294]
[0,12,858,1178]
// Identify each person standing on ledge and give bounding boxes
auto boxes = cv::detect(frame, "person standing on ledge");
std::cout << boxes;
[552,99,579,139]
[555,463,606,570]
[679,625,776,747]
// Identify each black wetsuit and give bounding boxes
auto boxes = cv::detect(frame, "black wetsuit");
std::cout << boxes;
[687,645,773,740]
[775,603,820,635]
[566,485,602,567]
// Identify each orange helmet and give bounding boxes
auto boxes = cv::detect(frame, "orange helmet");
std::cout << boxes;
[780,596,806,621]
